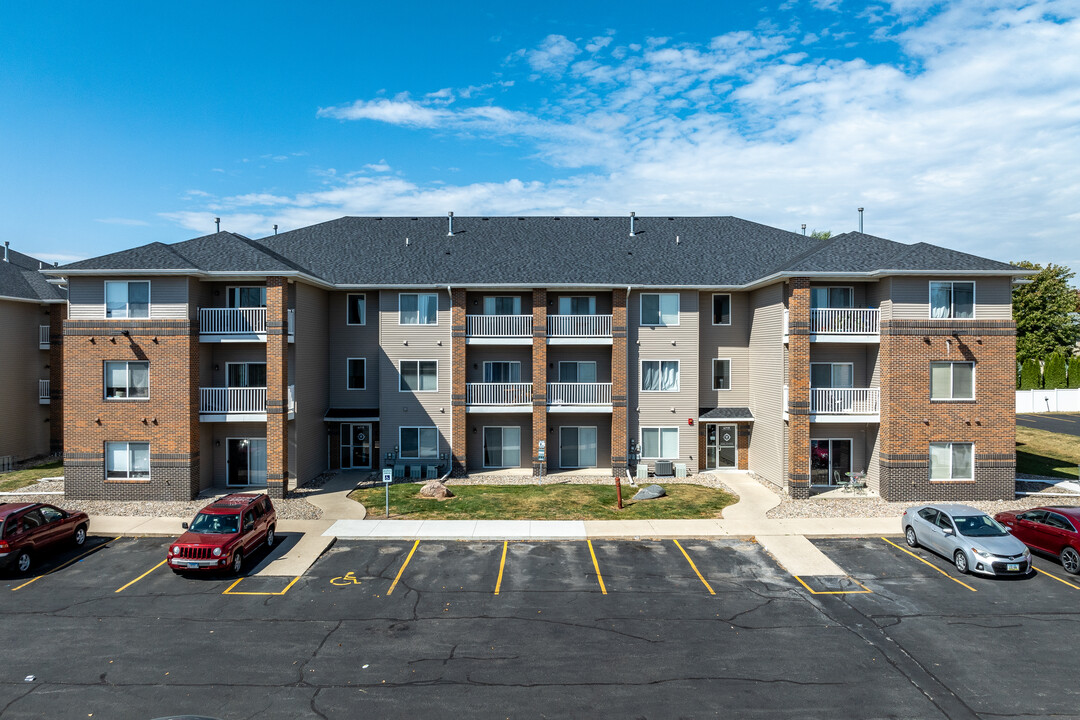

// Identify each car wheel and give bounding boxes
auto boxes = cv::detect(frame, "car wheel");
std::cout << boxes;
[905,526,919,548]
[1061,547,1080,575]
[953,550,969,575]
[231,551,243,575]
[265,526,275,548]
[15,550,31,574]
[73,525,87,547]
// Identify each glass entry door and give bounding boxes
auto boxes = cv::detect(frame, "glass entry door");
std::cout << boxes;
[705,424,737,469]
[810,439,852,485]
[341,423,372,469]
[227,438,267,486]
[559,427,597,469]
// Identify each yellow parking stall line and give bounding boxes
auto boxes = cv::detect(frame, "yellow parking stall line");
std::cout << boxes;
[1035,566,1080,590]
[672,539,715,595]
[222,575,301,596]
[387,540,420,596]
[494,541,508,595]
[881,537,978,592]
[793,575,873,595]
[11,536,120,592]
[115,559,167,593]
[586,540,608,595]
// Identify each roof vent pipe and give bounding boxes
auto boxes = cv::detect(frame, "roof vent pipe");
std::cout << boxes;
[858,207,864,233]
[629,212,636,237]
[801,224,807,236]
[215,217,221,233]
[447,211,454,237]
[273,224,278,235]
[3,242,8,262]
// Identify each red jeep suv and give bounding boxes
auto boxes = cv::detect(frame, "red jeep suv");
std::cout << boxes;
[167,494,276,575]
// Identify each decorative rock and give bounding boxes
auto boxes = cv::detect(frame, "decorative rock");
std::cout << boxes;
[632,484,666,501]
[419,480,455,499]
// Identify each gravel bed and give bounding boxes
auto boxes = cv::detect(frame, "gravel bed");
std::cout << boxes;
[444,473,736,489]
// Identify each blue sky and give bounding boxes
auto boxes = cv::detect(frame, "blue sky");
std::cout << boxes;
[2,0,1079,276]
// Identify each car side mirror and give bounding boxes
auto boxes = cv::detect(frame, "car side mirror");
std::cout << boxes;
[181,522,189,529]
[943,527,954,536]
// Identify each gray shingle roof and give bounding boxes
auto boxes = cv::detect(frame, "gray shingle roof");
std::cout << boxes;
[699,407,755,421]
[0,247,65,301]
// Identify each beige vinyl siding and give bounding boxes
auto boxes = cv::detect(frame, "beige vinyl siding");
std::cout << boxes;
[629,290,699,471]
[464,291,533,314]
[889,276,1013,320]
[379,290,452,462]
[466,414,532,469]
[67,276,188,319]
[698,291,750,407]
[864,281,884,316]
[548,291,613,315]
[0,299,51,460]
[149,278,188,318]
[467,347,533,383]
[866,425,881,493]
[550,414,612,471]
[328,291,380,407]
[747,283,785,485]
[808,282,870,308]
[546,346,611,383]
[294,283,330,483]
[876,277,892,322]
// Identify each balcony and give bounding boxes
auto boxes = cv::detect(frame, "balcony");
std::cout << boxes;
[465,382,532,412]
[199,385,295,421]
[38,379,50,405]
[546,382,613,412]
[198,308,295,343]
[547,315,613,344]
[39,325,50,350]
[811,388,880,422]
[783,308,879,343]
[465,314,532,345]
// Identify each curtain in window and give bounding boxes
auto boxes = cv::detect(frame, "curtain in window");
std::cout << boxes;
[832,364,853,388]
[952,364,973,398]
[930,363,952,399]
[106,442,129,475]
[953,283,974,319]
[130,443,150,478]
[930,283,951,318]
[106,363,128,396]
[929,444,951,479]
[642,362,659,391]
[129,363,149,398]
[659,361,678,391]
[659,294,679,325]
[659,428,678,458]
[641,429,659,459]
[419,294,438,324]
[951,443,973,478]
[400,294,418,323]
[503,427,521,466]
[248,439,267,485]
[578,427,597,466]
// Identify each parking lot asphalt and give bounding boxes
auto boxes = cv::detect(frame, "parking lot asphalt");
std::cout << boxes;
[2,535,1079,719]
[1017,412,1080,436]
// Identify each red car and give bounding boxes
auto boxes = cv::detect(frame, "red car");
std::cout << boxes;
[995,506,1080,574]
[0,502,90,574]
[167,494,276,575]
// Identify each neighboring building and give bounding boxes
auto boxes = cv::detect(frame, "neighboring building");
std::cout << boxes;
[0,243,66,463]
[47,216,1027,502]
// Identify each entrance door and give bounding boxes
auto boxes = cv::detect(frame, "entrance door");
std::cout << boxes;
[810,439,853,485]
[341,423,372,469]
[705,424,737,469]
[559,427,597,469]
[227,438,267,487]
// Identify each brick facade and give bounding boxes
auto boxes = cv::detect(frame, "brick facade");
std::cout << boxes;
[450,288,467,474]
[785,278,811,499]
[531,289,547,477]
[611,289,628,477]
[265,277,289,499]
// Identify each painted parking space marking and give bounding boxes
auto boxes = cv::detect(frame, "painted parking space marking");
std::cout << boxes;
[586,540,607,594]
[881,537,978,592]
[223,575,301,596]
[1034,566,1080,590]
[330,571,363,587]
[387,539,419,596]
[672,539,715,595]
[114,559,167,593]
[494,540,508,595]
[793,575,872,595]
[10,536,120,592]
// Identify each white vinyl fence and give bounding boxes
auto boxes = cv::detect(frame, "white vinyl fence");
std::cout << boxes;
[1017,389,1080,413]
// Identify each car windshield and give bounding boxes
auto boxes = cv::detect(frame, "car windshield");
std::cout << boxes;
[953,514,1008,537]
[188,512,239,534]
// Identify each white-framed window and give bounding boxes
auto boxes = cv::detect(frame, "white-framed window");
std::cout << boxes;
[559,426,597,468]
[558,296,596,315]
[484,296,521,315]
[558,361,597,383]
[810,363,854,388]
[930,442,974,480]
[227,362,267,388]
[641,427,679,459]
[104,361,149,400]
[483,361,521,383]
[483,426,522,468]
[640,293,679,326]
[810,286,854,309]
[347,358,366,390]
[347,294,366,325]
[399,293,438,325]
[712,294,731,325]
[641,360,680,392]
[712,359,731,391]
[400,360,438,392]
[106,441,150,479]
[226,286,266,308]
[930,362,974,400]
[929,281,975,319]
[105,281,150,319]
[400,427,438,459]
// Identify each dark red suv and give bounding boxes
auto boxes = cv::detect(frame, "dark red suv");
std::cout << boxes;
[0,502,90,574]
[167,494,276,575]
[996,506,1080,574]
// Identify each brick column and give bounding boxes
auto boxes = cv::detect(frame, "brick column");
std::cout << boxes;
[786,278,811,499]
[450,288,467,475]
[738,423,751,470]
[48,303,66,454]
[531,289,547,477]
[265,277,289,499]
[611,289,628,477]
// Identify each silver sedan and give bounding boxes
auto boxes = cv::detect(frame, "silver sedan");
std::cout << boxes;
[901,504,1031,576]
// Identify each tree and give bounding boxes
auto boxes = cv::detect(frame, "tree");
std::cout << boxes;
[809,230,831,240]
[1011,261,1080,363]
[1070,356,1080,389]
[1020,358,1042,389]
[1044,352,1067,389]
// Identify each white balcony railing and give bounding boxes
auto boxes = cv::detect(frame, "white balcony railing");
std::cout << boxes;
[39,325,50,348]
[547,382,612,405]
[465,382,532,405]
[465,314,532,337]
[38,379,50,403]
[547,314,612,337]
[200,387,267,414]
[199,307,266,335]
[810,308,879,334]
[810,388,880,415]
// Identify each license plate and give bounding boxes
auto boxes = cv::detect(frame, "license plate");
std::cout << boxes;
[1007,563,1019,572]
[187,563,199,569]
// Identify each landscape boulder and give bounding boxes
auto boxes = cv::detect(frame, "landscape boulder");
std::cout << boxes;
[632,484,666,501]
[419,480,454,499]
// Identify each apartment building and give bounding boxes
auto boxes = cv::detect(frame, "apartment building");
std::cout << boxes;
[48,216,1024,502]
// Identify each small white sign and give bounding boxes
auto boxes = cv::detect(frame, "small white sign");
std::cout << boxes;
[538,440,546,449]
[382,468,393,484]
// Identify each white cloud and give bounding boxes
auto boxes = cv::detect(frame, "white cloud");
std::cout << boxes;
[363,161,392,173]
[527,34,581,75]
[94,217,150,226]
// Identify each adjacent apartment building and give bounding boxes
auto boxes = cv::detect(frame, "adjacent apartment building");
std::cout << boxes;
[46,216,1024,502]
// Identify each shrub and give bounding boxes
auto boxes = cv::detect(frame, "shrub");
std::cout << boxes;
[1044,352,1068,389]
[1020,358,1042,390]
[1070,355,1080,389]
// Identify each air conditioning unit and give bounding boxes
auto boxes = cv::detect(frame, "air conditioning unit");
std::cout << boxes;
[654,460,674,477]
[636,464,649,480]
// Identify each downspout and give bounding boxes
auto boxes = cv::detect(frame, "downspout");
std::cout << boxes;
[443,284,454,482]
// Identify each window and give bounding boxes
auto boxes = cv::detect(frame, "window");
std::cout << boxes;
[558,296,596,315]
[347,294,366,325]
[810,363,854,388]
[483,426,522,468]
[641,360,679,392]
[640,293,679,326]
[810,286,854,309]
[399,293,438,325]
[558,361,597,383]
[712,359,731,390]
[105,361,149,399]
[929,281,975,319]
[227,363,267,388]
[930,362,974,400]
[484,296,521,315]
[400,427,438,459]
[1045,513,1076,532]
[400,360,438,392]
[106,441,150,479]
[929,442,974,481]
[39,506,63,523]
[347,358,366,390]
[559,426,597,468]
[227,287,266,308]
[105,281,150,319]
[483,361,521,383]
[712,294,731,325]
[641,427,679,459]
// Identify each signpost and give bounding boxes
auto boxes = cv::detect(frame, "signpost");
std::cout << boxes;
[382,468,393,518]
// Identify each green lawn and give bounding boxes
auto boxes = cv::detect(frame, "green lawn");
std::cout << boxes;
[349,482,737,520]
[1017,426,1080,480]
[0,460,63,493]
